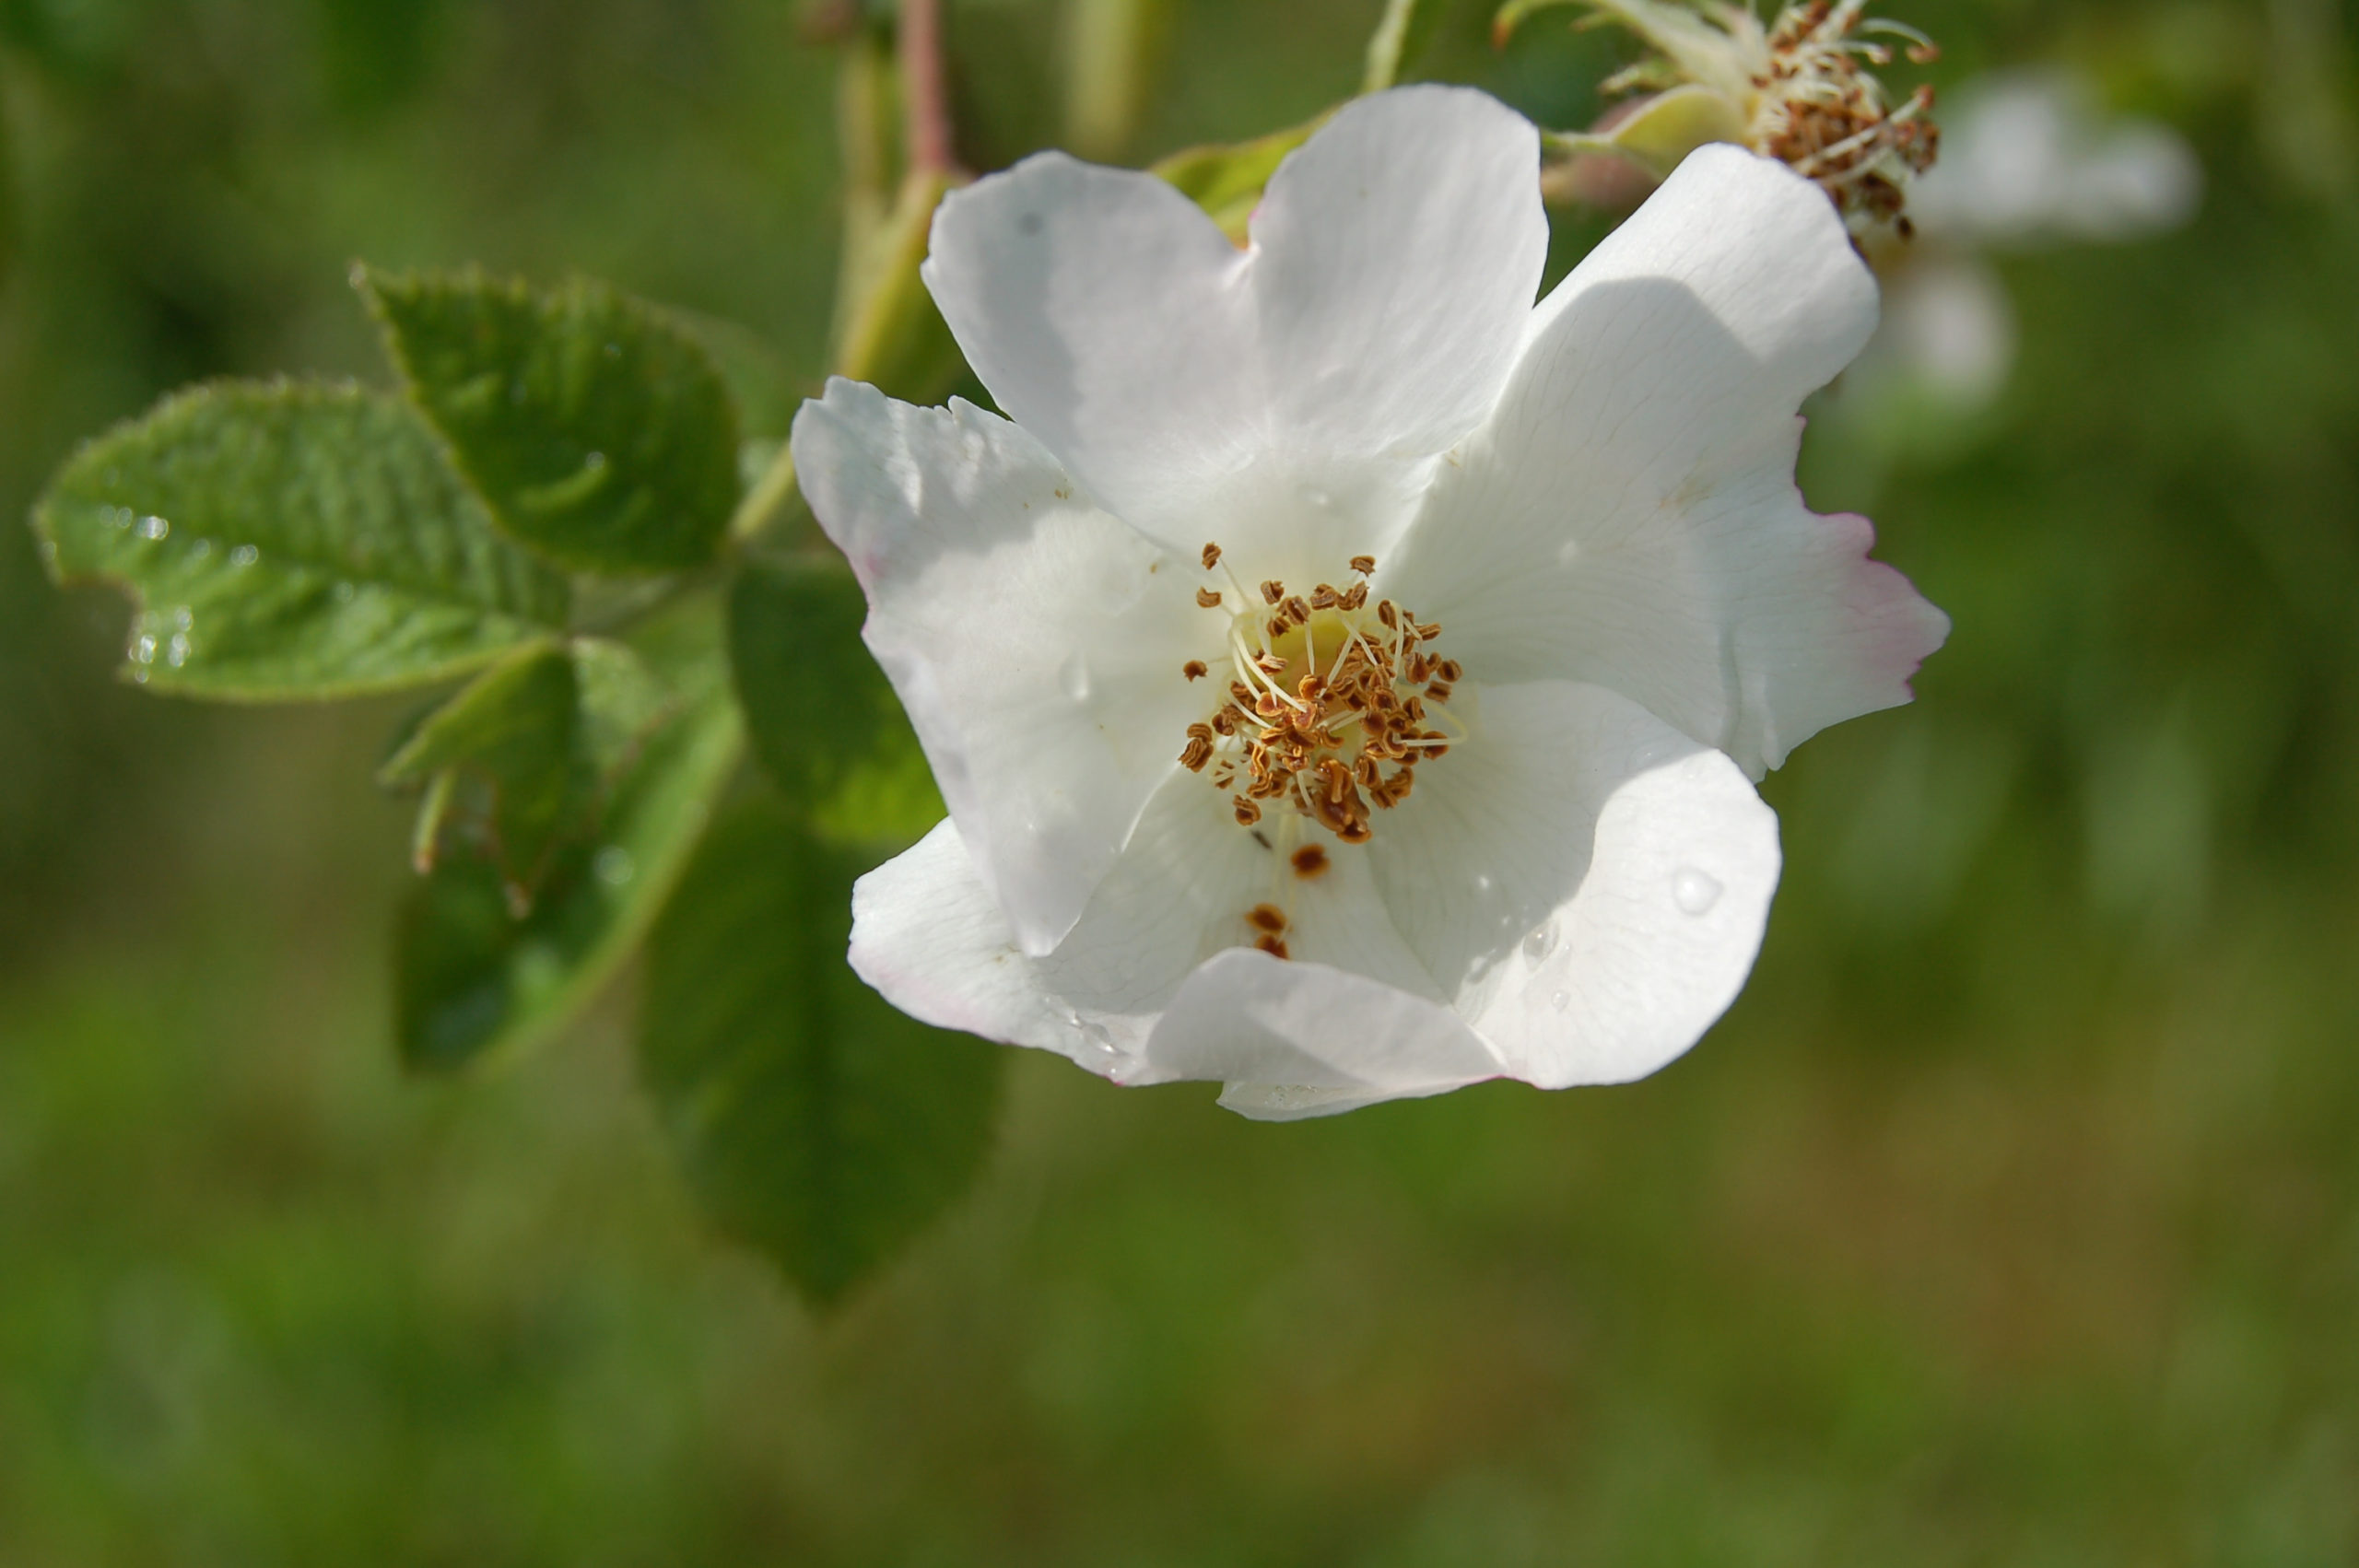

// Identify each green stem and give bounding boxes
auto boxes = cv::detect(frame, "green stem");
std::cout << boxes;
[727,442,804,549]
[1361,0,1425,94]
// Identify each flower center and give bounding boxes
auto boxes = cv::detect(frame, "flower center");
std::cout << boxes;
[1176,544,1462,849]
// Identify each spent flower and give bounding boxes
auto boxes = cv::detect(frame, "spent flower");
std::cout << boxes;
[790,87,1947,1117]
[1505,0,1942,234]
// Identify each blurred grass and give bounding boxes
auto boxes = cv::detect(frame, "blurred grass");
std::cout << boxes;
[3,0,2357,1562]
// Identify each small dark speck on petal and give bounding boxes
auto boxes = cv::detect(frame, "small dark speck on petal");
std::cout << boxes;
[1017,212,1044,236]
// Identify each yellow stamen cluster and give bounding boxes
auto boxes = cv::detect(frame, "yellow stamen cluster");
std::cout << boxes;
[1750,1,1940,233]
[1177,546,1461,846]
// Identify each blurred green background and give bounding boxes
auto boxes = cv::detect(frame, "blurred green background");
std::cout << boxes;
[4,0,2357,1561]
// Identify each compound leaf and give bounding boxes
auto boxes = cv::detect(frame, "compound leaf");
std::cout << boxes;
[393,597,742,1073]
[366,268,742,573]
[33,380,569,700]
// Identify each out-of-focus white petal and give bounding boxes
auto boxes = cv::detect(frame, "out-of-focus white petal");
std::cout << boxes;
[1911,71,2201,247]
[791,380,1204,954]
[1877,254,2019,407]
[1370,681,1778,1089]
[1143,951,1506,1121]
[1384,145,1947,778]
[921,86,1544,578]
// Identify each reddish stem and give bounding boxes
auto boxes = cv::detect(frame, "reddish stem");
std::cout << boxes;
[898,0,957,176]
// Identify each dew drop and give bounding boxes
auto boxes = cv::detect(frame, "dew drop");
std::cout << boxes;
[131,634,157,665]
[1672,868,1723,916]
[167,633,191,668]
[1521,922,1557,963]
[172,605,194,630]
[136,515,169,541]
[1549,989,1570,1013]
[1059,653,1092,704]
[130,669,149,685]
[230,544,259,568]
[583,451,606,472]
[110,507,133,530]
[333,581,357,604]
[593,846,636,886]
[189,538,212,561]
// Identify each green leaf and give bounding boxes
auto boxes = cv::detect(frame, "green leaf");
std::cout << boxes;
[1363,0,1448,93]
[727,557,940,847]
[1152,114,1326,242]
[380,636,673,908]
[364,268,743,574]
[641,795,1003,1305]
[32,381,569,700]
[393,597,743,1074]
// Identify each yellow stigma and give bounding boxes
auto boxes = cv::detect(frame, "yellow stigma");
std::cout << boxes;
[1177,547,1462,846]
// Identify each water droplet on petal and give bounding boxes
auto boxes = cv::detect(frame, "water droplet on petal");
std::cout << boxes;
[1059,653,1092,704]
[1673,868,1723,916]
[172,605,194,631]
[167,633,191,668]
[137,515,169,541]
[593,846,636,886]
[1549,989,1571,1013]
[583,451,606,472]
[333,581,356,604]
[189,538,212,561]
[131,634,157,665]
[1521,921,1557,963]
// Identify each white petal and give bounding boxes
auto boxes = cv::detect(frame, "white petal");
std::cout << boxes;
[1369,681,1779,1089]
[791,380,1205,954]
[1144,951,1506,1122]
[1384,145,1948,778]
[921,86,1544,574]
[1245,87,1546,481]
[849,818,1143,1074]
[851,774,1459,1106]
[1039,766,1448,1025]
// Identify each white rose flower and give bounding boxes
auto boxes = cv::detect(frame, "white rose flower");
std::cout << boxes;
[789,86,1948,1119]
